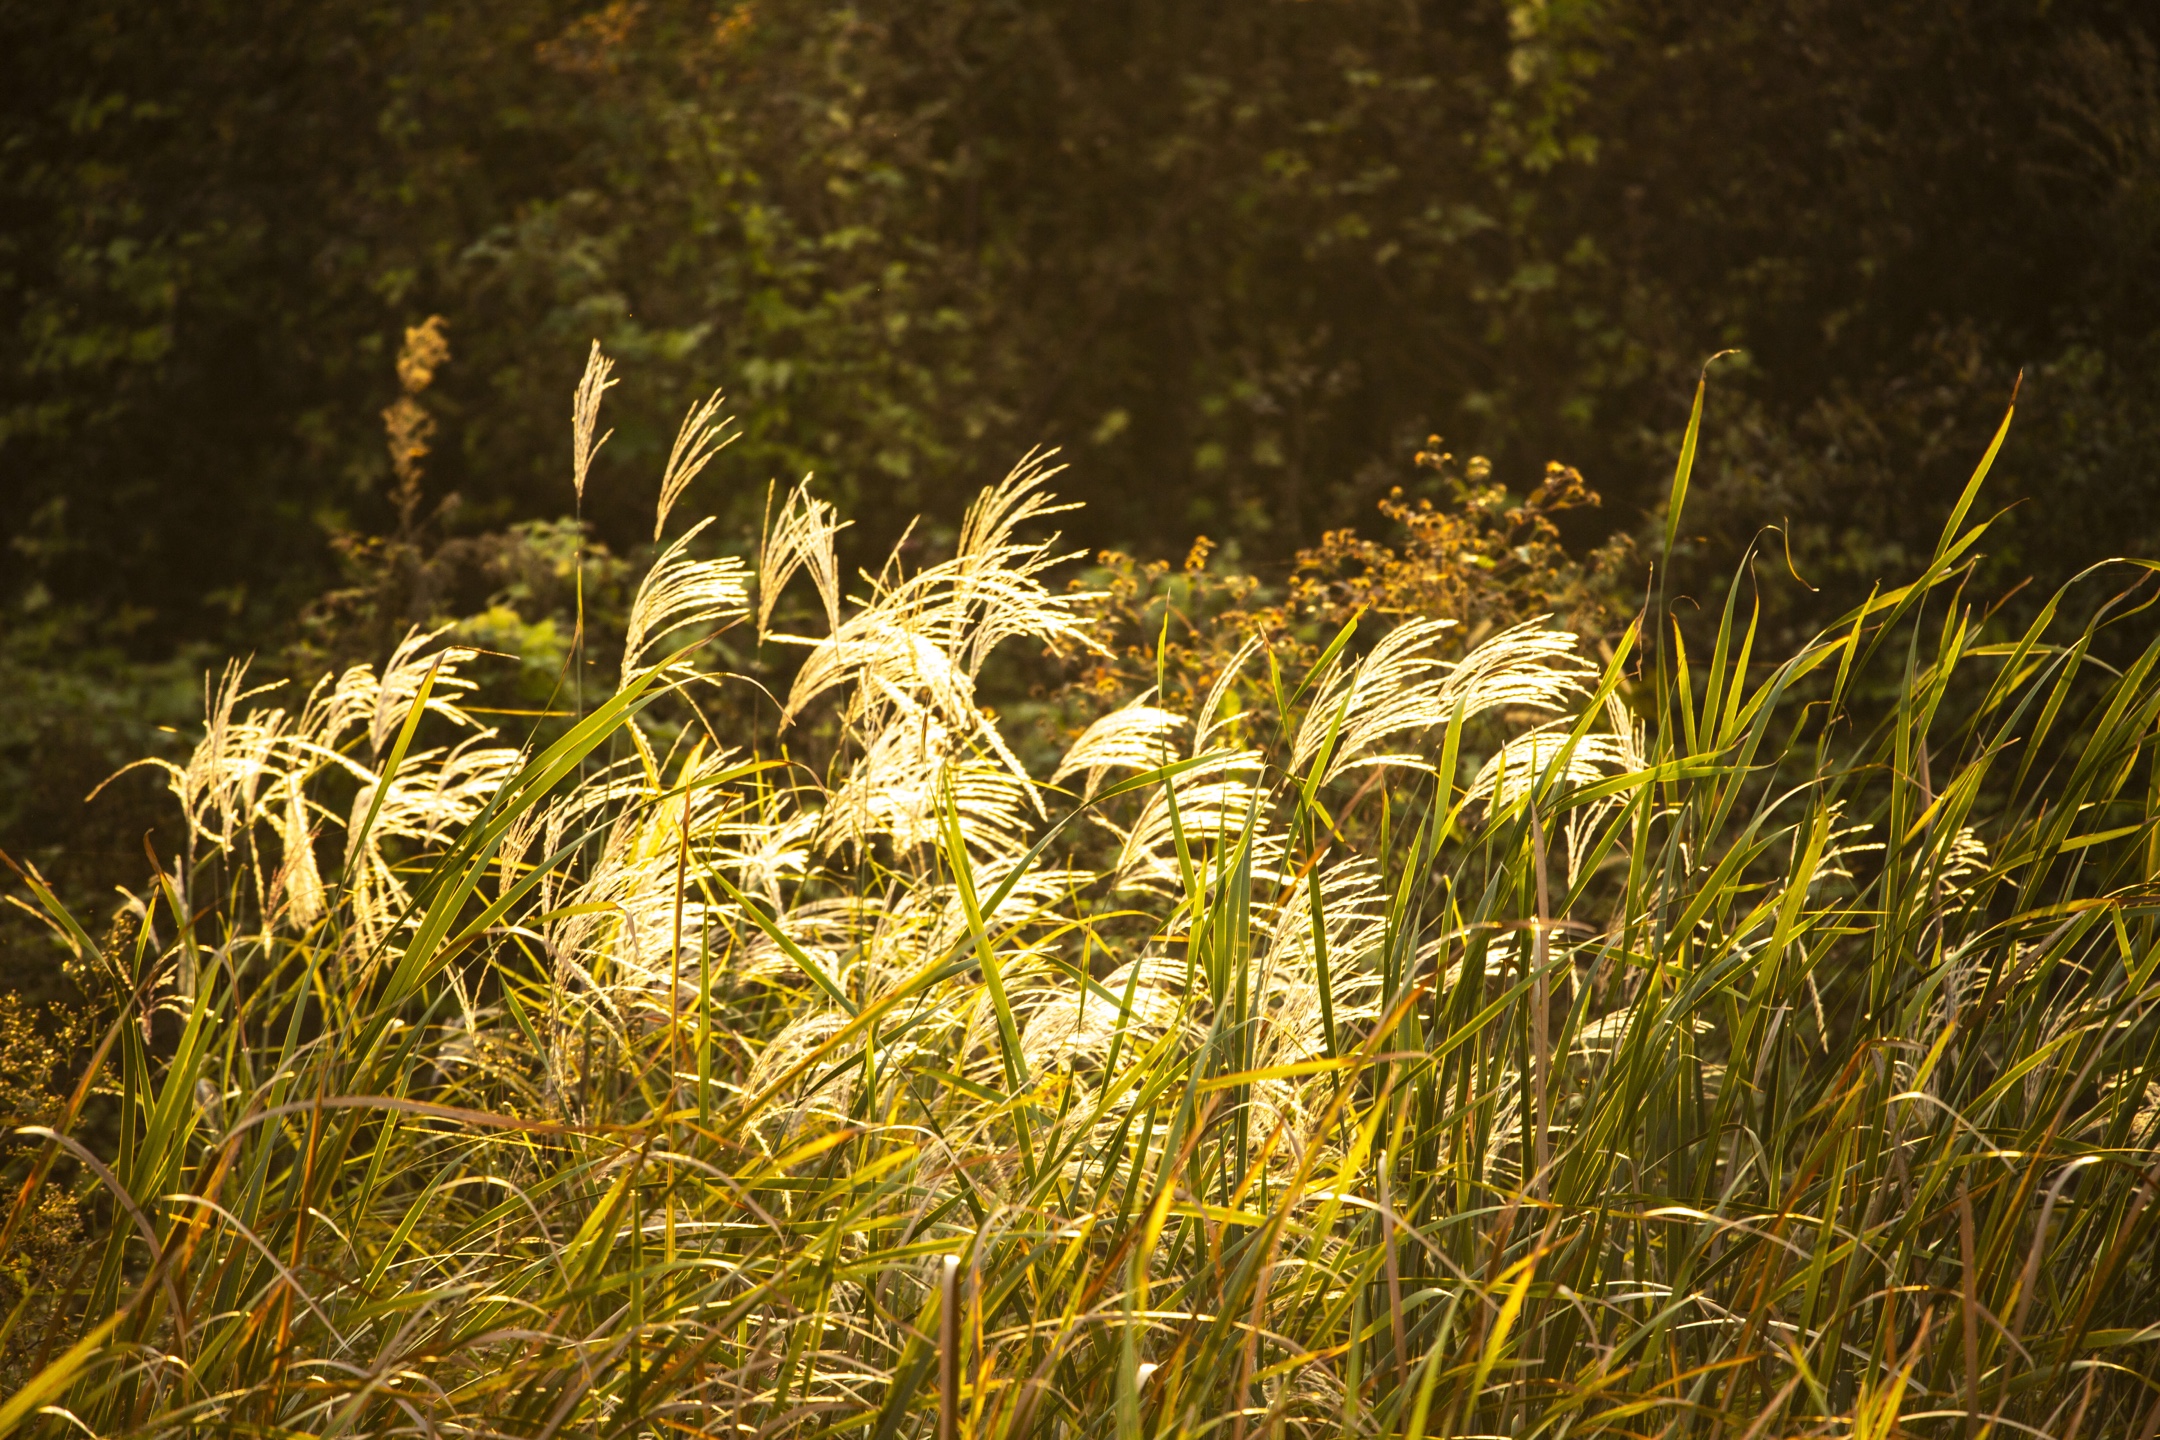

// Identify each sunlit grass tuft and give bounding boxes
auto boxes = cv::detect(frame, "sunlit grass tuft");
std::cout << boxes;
[5,367,2158,1439]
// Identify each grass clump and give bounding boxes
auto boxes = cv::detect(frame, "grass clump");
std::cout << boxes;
[4,364,2158,1439]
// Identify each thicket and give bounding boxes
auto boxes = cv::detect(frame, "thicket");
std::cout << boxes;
[1,351,2156,1437]
[12,0,2160,1005]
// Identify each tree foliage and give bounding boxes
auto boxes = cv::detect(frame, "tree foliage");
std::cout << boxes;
[6,0,2160,982]
[9,0,2158,639]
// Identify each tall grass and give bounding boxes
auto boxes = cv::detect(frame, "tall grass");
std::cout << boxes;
[5,369,2158,1439]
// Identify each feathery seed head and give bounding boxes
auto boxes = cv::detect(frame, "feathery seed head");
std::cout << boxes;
[570,339,617,504]
[655,389,735,540]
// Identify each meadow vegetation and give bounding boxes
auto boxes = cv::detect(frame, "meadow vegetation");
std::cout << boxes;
[3,353,2158,1438]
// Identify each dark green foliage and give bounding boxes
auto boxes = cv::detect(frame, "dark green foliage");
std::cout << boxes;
[9,0,2159,642]
[13,1,2159,959]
